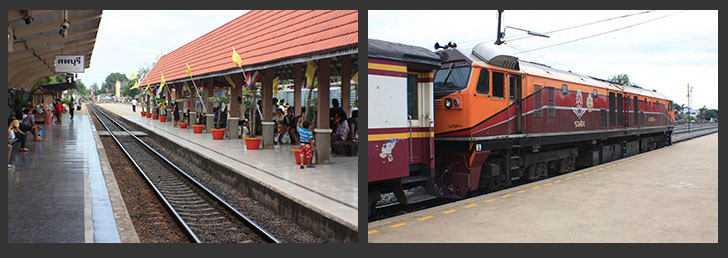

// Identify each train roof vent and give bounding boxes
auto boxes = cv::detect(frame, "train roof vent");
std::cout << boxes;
[472,42,520,70]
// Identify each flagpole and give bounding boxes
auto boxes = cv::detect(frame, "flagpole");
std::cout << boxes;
[186,65,208,114]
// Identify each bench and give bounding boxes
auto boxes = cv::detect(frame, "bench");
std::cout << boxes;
[331,140,357,156]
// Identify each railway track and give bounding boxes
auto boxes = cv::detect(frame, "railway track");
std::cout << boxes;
[89,104,280,243]
[372,124,718,221]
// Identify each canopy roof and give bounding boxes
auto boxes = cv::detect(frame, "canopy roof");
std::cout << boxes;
[144,10,358,86]
[8,10,102,90]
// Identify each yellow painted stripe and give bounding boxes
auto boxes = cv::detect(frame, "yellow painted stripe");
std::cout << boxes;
[598,168,604,171]
[531,186,540,189]
[466,203,478,208]
[418,216,433,221]
[575,174,582,177]
[501,194,512,198]
[485,199,495,203]
[544,183,553,186]
[554,180,563,183]
[517,190,526,194]
[391,223,407,228]
[368,131,435,141]
[368,230,378,234]
[443,209,456,214]
[565,177,573,180]
[368,62,407,73]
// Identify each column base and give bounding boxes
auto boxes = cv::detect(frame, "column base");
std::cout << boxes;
[262,121,275,149]
[314,128,332,164]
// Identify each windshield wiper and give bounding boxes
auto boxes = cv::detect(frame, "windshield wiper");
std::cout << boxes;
[440,63,454,88]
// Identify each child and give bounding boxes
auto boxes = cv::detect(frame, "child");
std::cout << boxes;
[297,119,314,169]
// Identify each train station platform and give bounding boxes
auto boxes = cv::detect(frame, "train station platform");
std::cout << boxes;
[96,103,358,237]
[368,133,718,243]
[7,108,139,243]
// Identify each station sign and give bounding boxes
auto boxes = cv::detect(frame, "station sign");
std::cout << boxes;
[55,55,85,73]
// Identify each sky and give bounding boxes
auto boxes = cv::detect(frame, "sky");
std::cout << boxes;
[78,10,247,89]
[368,10,718,109]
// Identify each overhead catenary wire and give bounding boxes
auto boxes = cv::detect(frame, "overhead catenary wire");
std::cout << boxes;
[514,10,687,55]
[458,10,657,49]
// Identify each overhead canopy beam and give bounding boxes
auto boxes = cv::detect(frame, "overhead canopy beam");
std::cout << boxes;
[12,13,102,39]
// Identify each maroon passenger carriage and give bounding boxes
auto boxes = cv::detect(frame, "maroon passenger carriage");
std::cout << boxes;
[367,39,441,214]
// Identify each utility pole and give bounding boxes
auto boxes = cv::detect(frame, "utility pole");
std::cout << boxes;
[687,83,692,134]
[495,10,505,45]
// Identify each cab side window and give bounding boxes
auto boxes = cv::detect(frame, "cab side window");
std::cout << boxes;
[475,69,490,94]
[492,72,505,98]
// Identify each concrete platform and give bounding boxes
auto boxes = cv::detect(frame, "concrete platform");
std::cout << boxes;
[97,103,358,240]
[368,133,718,243]
[7,108,139,243]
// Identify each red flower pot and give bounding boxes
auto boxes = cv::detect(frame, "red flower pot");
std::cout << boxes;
[141,111,146,116]
[211,128,225,140]
[192,124,204,134]
[178,122,189,128]
[244,137,262,150]
[160,116,167,122]
[146,113,152,118]
[152,114,159,120]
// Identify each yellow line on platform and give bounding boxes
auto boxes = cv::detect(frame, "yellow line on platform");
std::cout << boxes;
[502,194,512,198]
[555,180,562,183]
[485,199,496,203]
[466,203,478,208]
[391,223,407,228]
[368,230,378,234]
[565,177,573,180]
[517,190,526,194]
[418,216,433,221]
[575,174,582,177]
[443,209,456,214]
[532,186,540,189]
[544,183,553,186]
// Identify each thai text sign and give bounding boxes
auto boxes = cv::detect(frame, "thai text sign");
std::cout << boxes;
[55,55,84,73]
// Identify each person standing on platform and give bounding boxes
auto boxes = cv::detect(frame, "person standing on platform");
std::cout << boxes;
[53,99,63,124]
[172,102,180,127]
[68,97,74,120]
[297,119,315,169]
[131,98,138,112]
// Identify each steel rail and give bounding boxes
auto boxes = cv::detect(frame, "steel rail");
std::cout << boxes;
[91,104,281,243]
[89,105,202,243]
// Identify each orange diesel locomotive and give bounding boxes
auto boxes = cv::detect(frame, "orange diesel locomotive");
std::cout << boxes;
[432,42,675,198]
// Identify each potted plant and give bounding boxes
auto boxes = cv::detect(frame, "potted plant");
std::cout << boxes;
[191,99,205,133]
[243,87,262,149]
[158,100,167,122]
[208,96,229,140]
[174,98,189,128]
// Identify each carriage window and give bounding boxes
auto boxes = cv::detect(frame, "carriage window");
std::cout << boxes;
[407,73,419,119]
[475,69,490,94]
[593,89,598,97]
[562,84,568,95]
[492,72,505,98]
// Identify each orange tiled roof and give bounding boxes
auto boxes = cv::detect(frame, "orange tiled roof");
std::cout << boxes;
[144,10,358,86]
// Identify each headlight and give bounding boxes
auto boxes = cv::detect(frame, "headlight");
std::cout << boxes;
[453,97,460,108]
[444,98,453,109]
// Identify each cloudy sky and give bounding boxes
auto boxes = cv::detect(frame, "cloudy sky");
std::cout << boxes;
[79,10,247,88]
[368,10,718,109]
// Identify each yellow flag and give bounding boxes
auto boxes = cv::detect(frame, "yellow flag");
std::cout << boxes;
[129,73,137,80]
[144,76,151,93]
[272,76,280,97]
[185,63,192,77]
[160,72,166,91]
[130,81,139,89]
[232,47,243,68]
[305,60,318,87]
[351,71,358,84]
[224,74,236,88]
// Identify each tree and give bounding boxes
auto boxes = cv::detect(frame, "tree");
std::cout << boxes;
[607,73,638,87]
[101,72,129,95]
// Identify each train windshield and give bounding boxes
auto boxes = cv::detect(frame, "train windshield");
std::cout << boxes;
[434,65,471,91]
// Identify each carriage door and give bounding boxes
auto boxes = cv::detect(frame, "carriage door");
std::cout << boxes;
[407,73,423,164]
[508,74,523,134]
